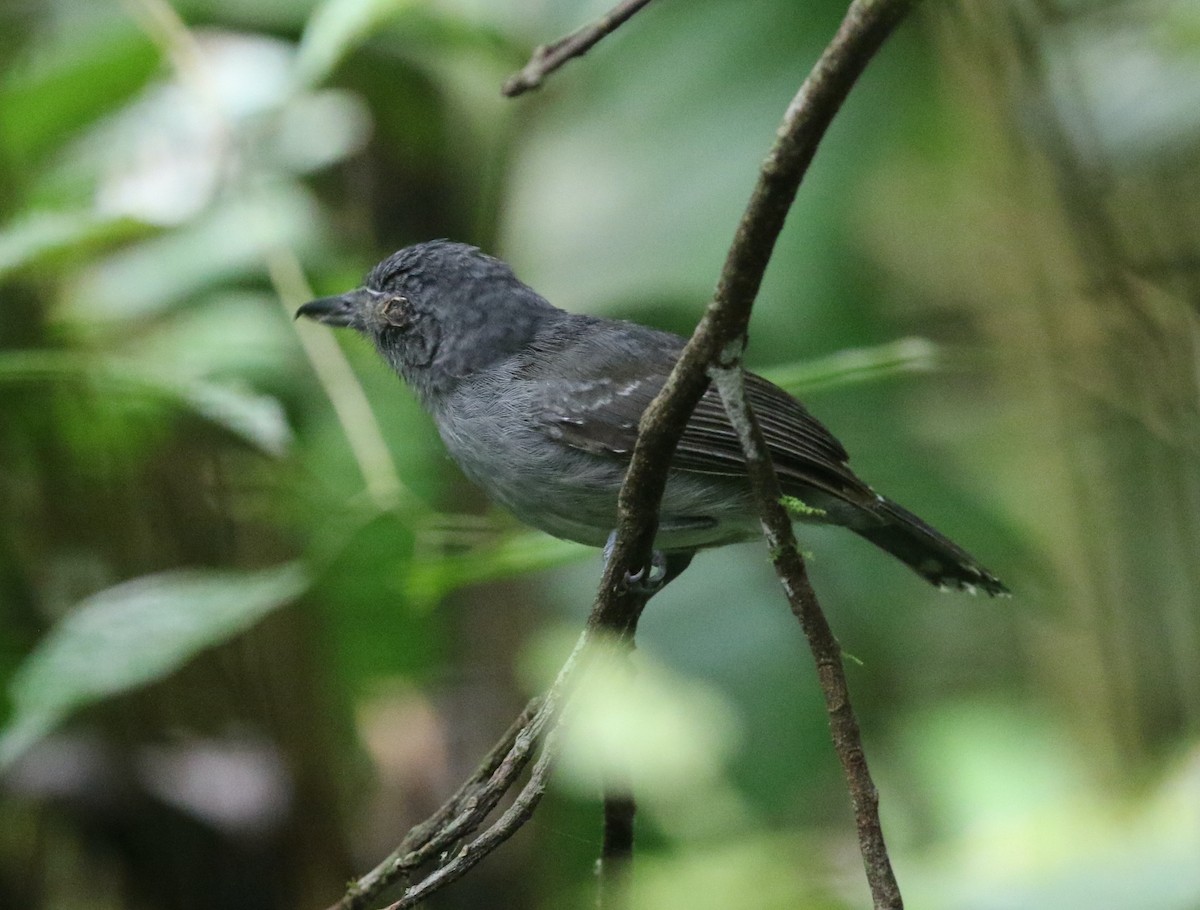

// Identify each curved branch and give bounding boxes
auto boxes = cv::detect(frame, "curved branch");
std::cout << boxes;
[327,698,542,910]
[328,629,593,910]
[600,0,919,644]
[383,740,558,909]
[598,1,917,907]
[332,2,918,908]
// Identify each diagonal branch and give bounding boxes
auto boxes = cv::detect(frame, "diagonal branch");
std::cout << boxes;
[382,732,559,909]
[329,2,918,908]
[502,0,655,97]
[600,0,920,650]
[328,628,593,910]
[596,1,918,907]
[711,366,901,908]
[326,697,542,910]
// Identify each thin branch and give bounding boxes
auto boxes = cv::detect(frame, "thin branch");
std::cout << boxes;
[711,367,901,909]
[598,790,635,909]
[383,738,558,909]
[599,0,919,652]
[125,0,410,514]
[502,0,655,97]
[332,2,917,908]
[596,1,918,907]
[381,626,644,909]
[601,0,906,613]
[329,630,589,910]
[268,249,411,513]
[328,698,541,910]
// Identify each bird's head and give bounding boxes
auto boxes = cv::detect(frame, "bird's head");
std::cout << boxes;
[296,240,558,406]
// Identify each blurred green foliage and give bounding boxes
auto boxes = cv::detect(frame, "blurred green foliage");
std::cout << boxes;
[2,0,1199,909]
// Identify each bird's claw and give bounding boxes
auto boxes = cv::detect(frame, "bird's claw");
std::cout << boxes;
[603,531,671,595]
[622,551,668,594]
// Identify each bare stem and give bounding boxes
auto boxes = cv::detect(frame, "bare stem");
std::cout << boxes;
[502,0,655,97]
[333,1,918,907]
[711,366,901,909]
[382,741,559,909]
[328,629,593,910]
[327,698,541,910]
[598,790,636,909]
[597,0,918,906]
[269,249,410,513]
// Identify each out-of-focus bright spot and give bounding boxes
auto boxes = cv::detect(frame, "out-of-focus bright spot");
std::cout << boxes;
[137,734,293,838]
[524,630,744,825]
[895,702,1200,910]
[630,834,834,910]
[356,684,450,790]
[275,89,372,173]
[60,182,322,323]
[82,30,371,224]
[1042,1,1200,168]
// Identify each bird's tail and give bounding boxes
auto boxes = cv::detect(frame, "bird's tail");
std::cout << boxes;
[853,497,1009,596]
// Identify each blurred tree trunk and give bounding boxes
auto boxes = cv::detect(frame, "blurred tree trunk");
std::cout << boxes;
[930,0,1200,769]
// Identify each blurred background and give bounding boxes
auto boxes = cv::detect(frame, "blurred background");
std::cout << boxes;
[2,0,1198,908]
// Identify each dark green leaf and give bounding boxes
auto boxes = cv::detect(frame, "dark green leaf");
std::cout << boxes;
[0,564,309,768]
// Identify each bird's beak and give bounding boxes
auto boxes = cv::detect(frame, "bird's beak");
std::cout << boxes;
[295,289,371,327]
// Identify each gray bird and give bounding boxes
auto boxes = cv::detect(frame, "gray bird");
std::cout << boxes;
[297,240,1008,595]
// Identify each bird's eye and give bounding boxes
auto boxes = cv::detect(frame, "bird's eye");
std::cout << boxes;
[382,295,410,329]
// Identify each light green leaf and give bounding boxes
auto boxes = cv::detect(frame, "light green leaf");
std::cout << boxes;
[295,0,419,87]
[403,530,591,609]
[58,184,321,323]
[0,352,293,456]
[0,209,147,280]
[175,379,294,457]
[0,23,159,166]
[0,564,309,769]
[760,337,943,397]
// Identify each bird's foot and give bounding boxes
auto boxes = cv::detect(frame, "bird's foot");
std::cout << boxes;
[623,551,668,594]
[602,531,669,595]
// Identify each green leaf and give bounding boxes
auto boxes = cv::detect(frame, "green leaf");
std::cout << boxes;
[403,530,591,609]
[0,24,159,168]
[0,209,148,280]
[760,337,943,397]
[295,0,419,87]
[0,564,309,769]
[175,378,295,457]
[0,352,293,456]
[57,184,322,323]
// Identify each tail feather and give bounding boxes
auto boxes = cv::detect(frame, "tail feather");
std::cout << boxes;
[854,497,1009,596]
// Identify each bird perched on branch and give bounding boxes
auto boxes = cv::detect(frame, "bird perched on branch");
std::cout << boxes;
[297,240,1008,596]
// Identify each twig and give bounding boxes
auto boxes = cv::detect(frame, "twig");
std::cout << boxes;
[380,625,642,909]
[124,0,410,514]
[383,738,559,909]
[332,1,917,907]
[598,0,920,610]
[502,0,655,97]
[598,790,635,908]
[328,698,541,910]
[329,629,593,910]
[268,249,410,513]
[711,367,901,908]
[329,611,653,910]
[597,0,917,907]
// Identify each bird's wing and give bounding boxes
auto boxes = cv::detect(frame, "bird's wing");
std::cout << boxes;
[524,319,874,506]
